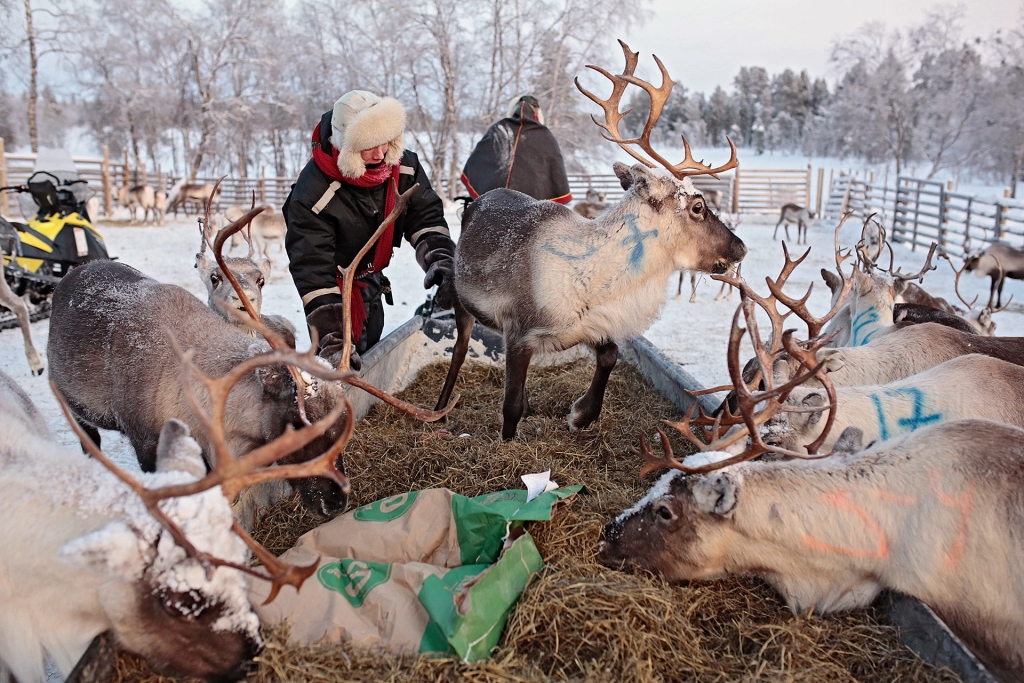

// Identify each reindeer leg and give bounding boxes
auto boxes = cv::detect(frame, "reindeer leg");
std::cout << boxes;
[773,220,782,240]
[997,273,1007,308]
[435,300,475,415]
[689,273,698,303]
[0,266,43,375]
[675,271,684,298]
[567,340,618,432]
[502,342,534,441]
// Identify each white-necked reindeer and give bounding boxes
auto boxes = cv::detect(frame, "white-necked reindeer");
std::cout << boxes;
[573,188,608,219]
[601,417,1024,680]
[677,215,741,302]
[0,370,261,683]
[118,184,164,225]
[434,41,747,440]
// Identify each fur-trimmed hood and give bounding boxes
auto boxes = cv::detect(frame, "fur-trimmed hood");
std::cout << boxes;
[329,91,406,178]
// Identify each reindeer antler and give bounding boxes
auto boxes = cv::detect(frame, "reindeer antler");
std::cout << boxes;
[51,338,355,604]
[887,243,939,283]
[636,299,834,479]
[575,40,739,179]
[942,253,980,309]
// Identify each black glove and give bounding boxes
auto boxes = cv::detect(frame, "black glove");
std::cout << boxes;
[415,233,456,310]
[306,303,362,371]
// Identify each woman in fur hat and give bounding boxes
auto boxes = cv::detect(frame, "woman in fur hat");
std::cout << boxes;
[284,91,456,364]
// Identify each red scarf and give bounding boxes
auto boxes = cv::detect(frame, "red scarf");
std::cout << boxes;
[312,121,400,343]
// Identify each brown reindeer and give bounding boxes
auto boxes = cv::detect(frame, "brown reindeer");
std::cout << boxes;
[964,242,1024,309]
[434,41,747,440]
[167,179,221,216]
[47,197,452,523]
[118,184,164,225]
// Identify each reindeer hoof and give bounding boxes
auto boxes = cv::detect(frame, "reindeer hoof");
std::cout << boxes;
[567,400,598,432]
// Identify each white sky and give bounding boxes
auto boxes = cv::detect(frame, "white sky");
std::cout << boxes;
[619,0,1022,94]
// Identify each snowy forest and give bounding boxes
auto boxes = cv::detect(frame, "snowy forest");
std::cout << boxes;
[1,0,1023,196]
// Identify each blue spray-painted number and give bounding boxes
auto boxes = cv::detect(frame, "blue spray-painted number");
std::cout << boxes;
[869,387,943,441]
[619,214,658,271]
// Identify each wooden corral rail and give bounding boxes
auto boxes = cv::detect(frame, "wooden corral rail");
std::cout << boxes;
[733,166,811,214]
[826,172,1024,259]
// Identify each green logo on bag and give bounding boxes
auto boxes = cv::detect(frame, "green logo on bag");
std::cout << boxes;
[317,559,392,607]
[353,491,419,521]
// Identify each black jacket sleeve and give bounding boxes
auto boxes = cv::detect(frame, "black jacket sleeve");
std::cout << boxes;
[284,173,344,312]
[399,152,450,248]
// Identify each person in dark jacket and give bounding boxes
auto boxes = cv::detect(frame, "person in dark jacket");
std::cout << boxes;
[460,95,572,204]
[284,90,455,365]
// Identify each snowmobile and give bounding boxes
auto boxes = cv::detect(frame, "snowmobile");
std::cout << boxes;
[0,149,111,329]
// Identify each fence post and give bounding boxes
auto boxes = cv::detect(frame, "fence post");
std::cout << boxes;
[937,181,946,250]
[964,197,973,254]
[840,179,852,215]
[123,150,129,187]
[0,138,7,217]
[815,168,824,217]
[911,180,922,251]
[157,164,163,194]
[994,203,1004,241]
[102,146,112,218]
[259,165,266,204]
[731,168,740,214]
[805,163,811,207]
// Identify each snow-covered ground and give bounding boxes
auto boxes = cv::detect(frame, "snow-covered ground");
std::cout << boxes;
[3,206,1024,462]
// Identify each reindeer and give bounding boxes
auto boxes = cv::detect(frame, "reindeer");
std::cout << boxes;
[48,198,452,523]
[773,203,815,244]
[601,417,1024,680]
[119,184,163,225]
[1,297,406,683]
[167,179,222,217]
[250,206,287,265]
[573,188,608,219]
[433,41,747,440]
[195,192,295,343]
[0,257,44,375]
[964,242,1024,309]
[945,253,1011,336]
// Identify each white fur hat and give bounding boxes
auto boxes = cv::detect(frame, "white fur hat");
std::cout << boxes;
[330,90,406,178]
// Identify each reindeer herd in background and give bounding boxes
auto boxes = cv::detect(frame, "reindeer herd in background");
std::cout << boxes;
[4,39,1024,682]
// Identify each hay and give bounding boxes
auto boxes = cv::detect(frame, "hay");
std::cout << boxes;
[114,359,961,683]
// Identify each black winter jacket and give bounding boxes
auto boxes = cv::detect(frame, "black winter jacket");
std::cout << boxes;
[284,110,450,314]
[460,111,572,203]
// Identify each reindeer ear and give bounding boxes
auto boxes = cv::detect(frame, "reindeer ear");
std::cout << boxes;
[195,252,215,279]
[892,279,908,298]
[257,258,272,280]
[692,473,739,517]
[613,162,633,190]
[820,268,840,294]
[819,351,846,374]
[833,426,864,455]
[60,521,147,579]
[155,419,206,477]
[629,165,671,204]
[801,391,826,425]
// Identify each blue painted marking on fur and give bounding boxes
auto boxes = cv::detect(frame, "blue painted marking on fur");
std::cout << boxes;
[541,234,599,261]
[869,388,942,441]
[891,388,943,431]
[851,306,879,346]
[870,393,891,440]
[619,213,658,271]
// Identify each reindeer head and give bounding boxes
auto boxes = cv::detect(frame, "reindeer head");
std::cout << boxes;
[60,419,260,680]
[599,468,741,581]
[196,209,272,329]
[577,40,747,276]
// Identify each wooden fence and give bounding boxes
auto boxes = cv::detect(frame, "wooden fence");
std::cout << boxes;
[1,142,822,223]
[823,173,1024,258]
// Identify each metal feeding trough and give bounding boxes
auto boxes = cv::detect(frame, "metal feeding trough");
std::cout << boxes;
[351,312,997,682]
